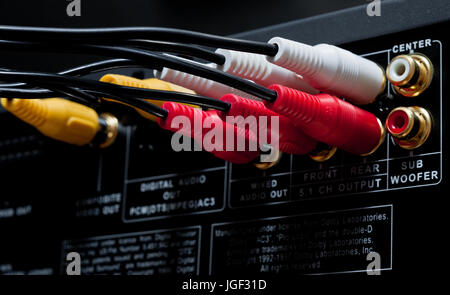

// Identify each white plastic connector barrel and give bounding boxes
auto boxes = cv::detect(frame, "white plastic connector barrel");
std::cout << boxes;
[215,48,318,94]
[154,68,259,100]
[266,37,386,104]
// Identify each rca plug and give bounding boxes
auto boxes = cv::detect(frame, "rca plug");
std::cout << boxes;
[265,85,385,156]
[308,143,338,162]
[266,37,386,105]
[157,102,260,164]
[253,147,282,170]
[215,49,318,94]
[143,77,195,94]
[1,98,118,147]
[99,74,198,122]
[386,53,433,97]
[216,94,317,155]
[386,106,432,149]
[154,68,259,100]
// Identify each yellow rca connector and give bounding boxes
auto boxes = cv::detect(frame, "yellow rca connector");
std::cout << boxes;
[1,98,118,147]
[100,74,197,122]
[143,78,196,94]
[386,53,433,97]
[385,106,432,150]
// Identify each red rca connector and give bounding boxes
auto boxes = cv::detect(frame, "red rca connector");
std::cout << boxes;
[216,94,317,155]
[157,102,260,164]
[264,85,385,155]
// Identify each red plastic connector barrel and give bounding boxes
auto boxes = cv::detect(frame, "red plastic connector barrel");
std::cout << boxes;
[157,102,260,163]
[217,94,317,155]
[264,85,385,155]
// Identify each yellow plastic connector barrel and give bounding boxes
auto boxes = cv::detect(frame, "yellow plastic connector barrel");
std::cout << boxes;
[1,97,100,146]
[100,74,197,122]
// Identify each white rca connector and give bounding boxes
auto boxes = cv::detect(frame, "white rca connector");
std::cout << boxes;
[215,48,318,94]
[267,37,386,104]
[154,67,259,100]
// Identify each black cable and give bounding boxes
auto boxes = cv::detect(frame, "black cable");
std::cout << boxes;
[115,40,225,65]
[0,40,278,101]
[0,25,278,56]
[0,59,141,88]
[42,84,100,108]
[88,90,169,119]
[60,58,140,76]
[0,70,231,111]
[0,41,223,88]
[0,85,168,119]
[0,87,51,97]
[0,66,100,106]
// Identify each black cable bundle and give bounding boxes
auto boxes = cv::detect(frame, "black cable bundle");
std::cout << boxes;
[0,25,280,118]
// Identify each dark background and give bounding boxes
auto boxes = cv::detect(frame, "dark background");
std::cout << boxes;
[0,0,367,71]
[0,0,448,279]
[0,0,366,34]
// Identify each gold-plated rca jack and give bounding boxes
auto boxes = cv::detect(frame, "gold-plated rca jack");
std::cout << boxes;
[385,106,432,149]
[253,146,282,170]
[386,53,433,97]
[308,143,337,162]
[95,113,119,148]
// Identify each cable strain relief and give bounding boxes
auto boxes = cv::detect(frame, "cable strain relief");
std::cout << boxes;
[158,67,259,100]
[100,74,148,89]
[158,102,200,133]
[217,48,318,94]
[266,37,320,77]
[216,49,270,82]
[219,94,273,118]
[1,98,48,127]
[158,67,214,94]
[265,84,319,125]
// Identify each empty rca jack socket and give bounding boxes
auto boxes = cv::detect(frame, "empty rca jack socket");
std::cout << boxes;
[386,53,433,97]
[386,106,432,149]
